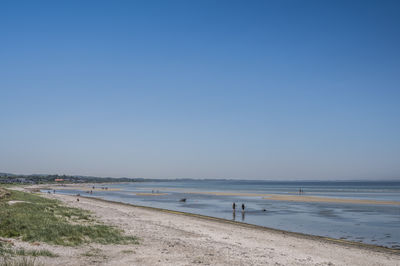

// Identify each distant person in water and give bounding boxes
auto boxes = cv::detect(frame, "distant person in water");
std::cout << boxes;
[242,203,245,212]
[232,202,236,212]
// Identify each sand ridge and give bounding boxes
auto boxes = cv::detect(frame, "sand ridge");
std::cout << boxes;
[185,191,400,205]
[263,194,400,205]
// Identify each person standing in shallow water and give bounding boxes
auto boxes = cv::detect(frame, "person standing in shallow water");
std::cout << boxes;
[242,203,245,212]
[232,202,236,212]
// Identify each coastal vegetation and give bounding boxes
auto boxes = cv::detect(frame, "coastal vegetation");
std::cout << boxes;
[0,187,138,265]
[0,173,136,185]
[0,256,43,266]
[0,188,138,246]
[0,240,54,266]
[0,241,57,258]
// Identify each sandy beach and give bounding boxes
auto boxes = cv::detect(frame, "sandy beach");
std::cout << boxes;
[5,187,398,266]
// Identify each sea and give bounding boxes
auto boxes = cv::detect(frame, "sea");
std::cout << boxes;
[52,180,400,249]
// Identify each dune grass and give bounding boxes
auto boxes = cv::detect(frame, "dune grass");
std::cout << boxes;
[0,188,138,246]
[0,242,57,258]
[0,257,43,266]
[14,249,58,257]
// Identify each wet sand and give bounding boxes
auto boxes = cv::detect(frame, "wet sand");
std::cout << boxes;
[135,193,168,196]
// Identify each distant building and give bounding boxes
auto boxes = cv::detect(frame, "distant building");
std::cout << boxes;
[54,179,64,182]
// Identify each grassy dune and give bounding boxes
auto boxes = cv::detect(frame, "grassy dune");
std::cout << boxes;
[0,188,138,247]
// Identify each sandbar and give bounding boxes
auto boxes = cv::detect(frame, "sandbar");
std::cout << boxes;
[185,191,400,205]
[263,194,400,205]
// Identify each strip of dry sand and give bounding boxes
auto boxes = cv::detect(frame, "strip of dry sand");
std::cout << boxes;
[5,188,398,266]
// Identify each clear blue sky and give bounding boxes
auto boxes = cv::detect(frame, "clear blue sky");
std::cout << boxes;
[1,0,399,180]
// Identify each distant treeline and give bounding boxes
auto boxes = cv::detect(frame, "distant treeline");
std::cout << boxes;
[0,173,137,184]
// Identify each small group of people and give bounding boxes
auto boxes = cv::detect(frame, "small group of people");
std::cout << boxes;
[232,202,245,212]
[299,188,305,195]
[232,202,246,221]
[92,186,108,190]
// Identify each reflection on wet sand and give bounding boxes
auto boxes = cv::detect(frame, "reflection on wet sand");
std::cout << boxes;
[135,193,168,196]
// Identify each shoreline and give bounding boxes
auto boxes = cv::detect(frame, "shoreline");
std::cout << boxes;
[7,185,399,265]
[32,183,400,252]
[79,194,400,254]
[37,184,400,250]
[49,183,400,205]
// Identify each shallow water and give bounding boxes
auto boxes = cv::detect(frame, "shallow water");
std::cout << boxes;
[52,180,400,249]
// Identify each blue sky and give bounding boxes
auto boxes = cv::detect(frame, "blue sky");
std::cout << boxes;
[1,0,399,180]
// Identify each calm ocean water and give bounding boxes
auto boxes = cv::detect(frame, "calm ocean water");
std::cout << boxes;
[54,180,400,249]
